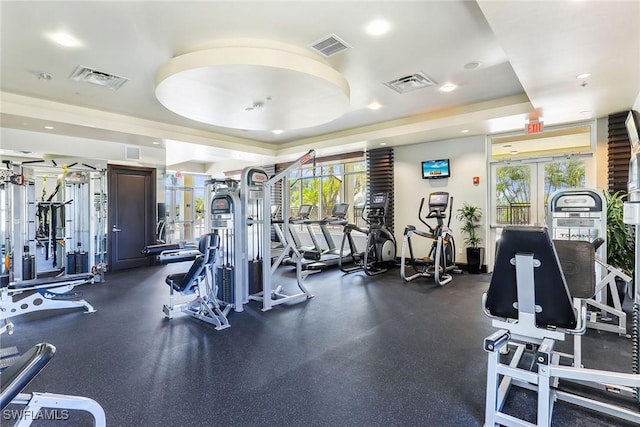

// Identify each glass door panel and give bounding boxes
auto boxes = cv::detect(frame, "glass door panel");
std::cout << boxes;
[492,164,534,226]
[489,157,589,271]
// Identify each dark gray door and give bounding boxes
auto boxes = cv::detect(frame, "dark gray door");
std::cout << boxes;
[108,165,156,270]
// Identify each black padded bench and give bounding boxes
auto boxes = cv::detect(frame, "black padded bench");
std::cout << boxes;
[484,226,591,330]
[8,273,94,290]
[0,343,106,426]
[165,233,219,294]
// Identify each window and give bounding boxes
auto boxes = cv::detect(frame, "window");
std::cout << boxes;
[288,157,365,226]
[164,173,207,243]
[493,159,586,226]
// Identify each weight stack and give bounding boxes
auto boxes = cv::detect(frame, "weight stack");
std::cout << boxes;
[21,254,35,280]
[248,259,263,295]
[216,265,235,304]
[75,251,89,273]
[66,252,77,274]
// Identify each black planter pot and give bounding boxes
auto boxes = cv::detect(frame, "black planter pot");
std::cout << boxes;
[466,247,485,274]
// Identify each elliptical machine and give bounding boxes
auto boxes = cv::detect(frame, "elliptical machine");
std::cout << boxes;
[400,192,458,286]
[339,192,396,276]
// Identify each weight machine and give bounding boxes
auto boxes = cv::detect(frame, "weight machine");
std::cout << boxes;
[210,179,245,313]
[245,150,316,311]
[163,232,230,330]
[0,160,107,327]
[624,115,640,406]
[548,189,631,336]
[400,192,458,286]
[483,227,640,426]
[339,192,396,276]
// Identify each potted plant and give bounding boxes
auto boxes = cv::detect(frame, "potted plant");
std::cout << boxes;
[603,190,635,301]
[456,202,484,274]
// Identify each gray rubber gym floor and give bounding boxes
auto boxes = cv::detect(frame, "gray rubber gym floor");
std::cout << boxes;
[1,264,638,426]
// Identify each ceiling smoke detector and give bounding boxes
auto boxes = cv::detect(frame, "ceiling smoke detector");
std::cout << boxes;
[69,65,129,90]
[384,72,436,94]
[310,34,351,57]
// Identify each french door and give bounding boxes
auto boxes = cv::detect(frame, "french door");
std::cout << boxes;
[488,155,593,268]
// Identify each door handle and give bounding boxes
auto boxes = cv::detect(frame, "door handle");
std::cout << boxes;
[112,225,121,232]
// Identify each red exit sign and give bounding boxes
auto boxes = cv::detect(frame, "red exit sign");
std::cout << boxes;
[527,120,543,134]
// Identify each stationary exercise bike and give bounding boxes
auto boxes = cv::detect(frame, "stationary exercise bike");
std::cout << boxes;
[400,192,458,286]
[339,192,396,276]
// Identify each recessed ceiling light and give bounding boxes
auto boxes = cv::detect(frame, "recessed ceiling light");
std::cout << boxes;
[503,144,512,148]
[509,150,519,155]
[44,126,54,130]
[272,129,284,135]
[464,61,481,70]
[379,142,387,146]
[439,83,457,92]
[367,101,383,110]
[576,73,591,79]
[365,19,391,36]
[460,129,469,133]
[47,31,82,48]
[152,141,160,145]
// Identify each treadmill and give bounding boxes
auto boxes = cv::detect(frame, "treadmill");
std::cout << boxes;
[288,204,322,253]
[286,203,351,269]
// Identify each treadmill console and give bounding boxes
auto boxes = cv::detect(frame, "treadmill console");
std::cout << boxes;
[297,204,312,219]
[331,203,349,219]
[428,192,449,211]
[368,193,389,220]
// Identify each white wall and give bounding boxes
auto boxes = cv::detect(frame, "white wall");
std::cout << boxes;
[394,135,487,264]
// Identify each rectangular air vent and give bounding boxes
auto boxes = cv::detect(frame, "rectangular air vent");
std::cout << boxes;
[384,72,436,94]
[69,65,129,90]
[124,146,141,161]
[310,34,351,57]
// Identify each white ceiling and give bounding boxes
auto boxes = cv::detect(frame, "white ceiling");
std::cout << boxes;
[1,1,638,170]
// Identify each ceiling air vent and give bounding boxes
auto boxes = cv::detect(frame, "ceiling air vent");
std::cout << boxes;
[69,65,129,90]
[124,146,141,161]
[384,72,436,94]
[310,34,351,57]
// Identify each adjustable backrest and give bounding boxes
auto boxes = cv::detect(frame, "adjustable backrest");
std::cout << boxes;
[175,256,206,292]
[198,232,219,264]
[485,227,577,329]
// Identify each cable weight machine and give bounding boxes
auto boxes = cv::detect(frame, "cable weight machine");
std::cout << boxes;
[244,150,317,311]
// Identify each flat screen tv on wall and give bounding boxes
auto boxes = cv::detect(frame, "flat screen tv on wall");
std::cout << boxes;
[421,159,450,179]
[625,109,640,149]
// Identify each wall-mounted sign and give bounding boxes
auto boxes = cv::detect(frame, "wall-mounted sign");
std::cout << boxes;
[526,119,543,134]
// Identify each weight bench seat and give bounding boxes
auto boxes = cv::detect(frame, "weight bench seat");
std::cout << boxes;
[165,256,206,294]
[142,243,180,256]
[8,273,94,290]
[485,226,579,330]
